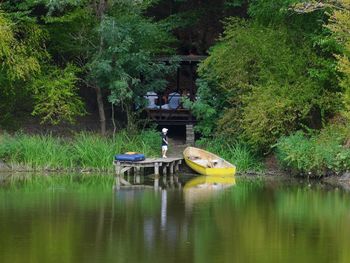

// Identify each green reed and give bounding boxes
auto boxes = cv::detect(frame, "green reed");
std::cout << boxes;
[0,133,72,169]
[0,130,159,171]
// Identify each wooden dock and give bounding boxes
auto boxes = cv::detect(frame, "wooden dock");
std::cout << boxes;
[114,157,183,176]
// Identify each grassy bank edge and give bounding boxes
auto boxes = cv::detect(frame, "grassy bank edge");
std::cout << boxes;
[0,131,160,172]
[0,132,265,173]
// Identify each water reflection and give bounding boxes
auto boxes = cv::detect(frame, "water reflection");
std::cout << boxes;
[114,174,183,191]
[184,175,236,210]
[1,175,350,263]
[114,174,236,252]
[113,173,190,258]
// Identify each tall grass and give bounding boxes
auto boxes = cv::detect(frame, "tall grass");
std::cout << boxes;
[196,137,264,172]
[72,130,159,170]
[0,130,160,171]
[73,133,119,170]
[0,133,73,169]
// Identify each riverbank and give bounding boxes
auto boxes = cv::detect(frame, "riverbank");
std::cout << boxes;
[0,131,160,172]
[3,131,349,189]
[2,167,350,192]
[2,170,350,192]
[0,132,263,173]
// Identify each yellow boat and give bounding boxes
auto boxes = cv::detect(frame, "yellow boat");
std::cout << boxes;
[183,147,236,177]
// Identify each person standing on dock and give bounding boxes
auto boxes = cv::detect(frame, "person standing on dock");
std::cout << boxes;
[161,128,169,158]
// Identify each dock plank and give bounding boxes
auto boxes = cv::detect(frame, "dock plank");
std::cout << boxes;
[114,157,183,176]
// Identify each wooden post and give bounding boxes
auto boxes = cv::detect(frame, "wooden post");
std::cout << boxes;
[186,124,195,145]
[135,166,141,175]
[170,163,174,174]
[115,161,121,175]
[170,175,174,189]
[163,174,167,186]
[175,161,180,172]
[162,165,167,176]
[135,175,141,184]
[115,176,120,190]
[154,163,160,175]
[154,175,159,190]
[127,169,131,181]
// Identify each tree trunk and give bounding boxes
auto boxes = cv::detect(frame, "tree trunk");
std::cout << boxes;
[93,0,108,135]
[95,86,106,135]
[125,103,137,133]
[96,0,107,19]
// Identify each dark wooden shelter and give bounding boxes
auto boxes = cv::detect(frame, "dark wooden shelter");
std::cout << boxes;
[144,55,206,144]
[146,55,205,122]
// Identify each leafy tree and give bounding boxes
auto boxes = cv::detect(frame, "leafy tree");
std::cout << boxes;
[31,65,86,124]
[290,2,350,117]
[0,12,44,81]
[0,11,45,127]
[89,9,177,131]
[42,0,176,134]
[193,16,340,151]
[325,1,350,118]
[0,3,86,127]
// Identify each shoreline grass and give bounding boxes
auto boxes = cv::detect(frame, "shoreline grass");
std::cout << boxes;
[0,130,159,171]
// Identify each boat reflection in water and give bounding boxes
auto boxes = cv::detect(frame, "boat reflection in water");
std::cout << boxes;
[114,173,235,203]
[184,175,236,210]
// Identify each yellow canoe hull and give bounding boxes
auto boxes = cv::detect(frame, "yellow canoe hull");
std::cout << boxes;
[183,147,236,177]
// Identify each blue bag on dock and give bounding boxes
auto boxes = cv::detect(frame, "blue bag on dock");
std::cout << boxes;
[115,153,145,162]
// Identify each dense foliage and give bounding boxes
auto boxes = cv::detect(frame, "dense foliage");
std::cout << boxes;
[192,0,344,153]
[326,1,350,118]
[0,0,177,131]
[88,6,177,130]
[271,1,350,175]
[275,124,350,176]
[0,5,86,126]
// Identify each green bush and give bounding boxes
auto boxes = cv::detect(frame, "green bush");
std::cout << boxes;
[0,130,159,171]
[275,125,350,176]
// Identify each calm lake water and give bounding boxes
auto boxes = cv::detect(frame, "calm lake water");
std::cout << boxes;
[0,174,350,263]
